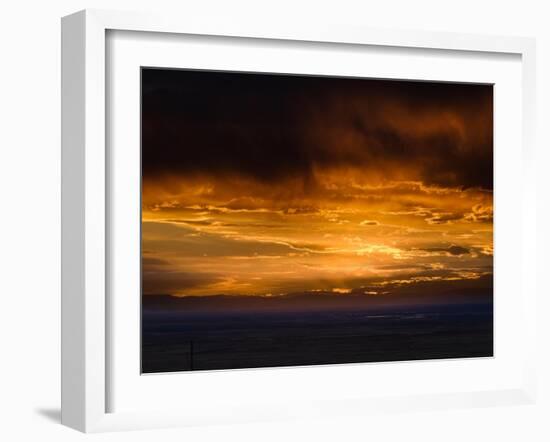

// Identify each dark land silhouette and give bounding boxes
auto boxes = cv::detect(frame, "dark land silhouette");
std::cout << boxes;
[142,279,493,373]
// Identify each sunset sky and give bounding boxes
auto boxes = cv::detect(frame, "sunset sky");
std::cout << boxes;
[141,69,493,301]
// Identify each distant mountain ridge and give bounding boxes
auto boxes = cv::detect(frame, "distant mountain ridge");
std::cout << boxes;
[143,275,493,313]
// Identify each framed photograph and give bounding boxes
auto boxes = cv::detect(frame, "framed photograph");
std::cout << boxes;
[140,69,496,374]
[61,9,537,432]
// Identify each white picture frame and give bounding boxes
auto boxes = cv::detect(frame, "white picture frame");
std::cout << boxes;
[61,9,537,433]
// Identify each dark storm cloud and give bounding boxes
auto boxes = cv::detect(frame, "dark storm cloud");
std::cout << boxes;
[162,218,216,226]
[422,245,470,256]
[142,270,222,295]
[142,68,493,190]
[142,256,169,267]
[446,245,471,256]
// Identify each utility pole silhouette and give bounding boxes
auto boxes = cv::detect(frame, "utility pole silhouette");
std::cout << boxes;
[190,340,194,370]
